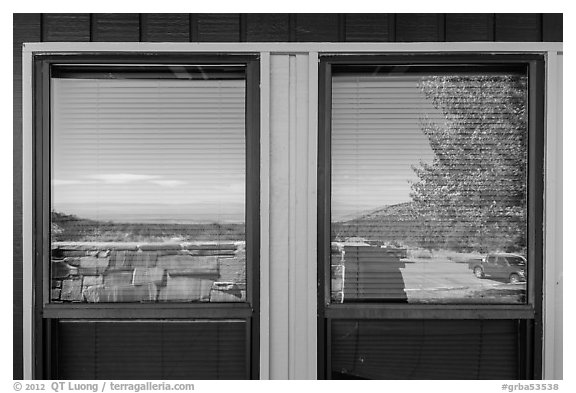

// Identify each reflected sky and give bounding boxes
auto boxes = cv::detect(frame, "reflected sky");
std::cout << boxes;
[331,75,437,221]
[52,78,246,223]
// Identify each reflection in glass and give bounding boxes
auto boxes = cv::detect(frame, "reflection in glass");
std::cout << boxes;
[50,76,247,303]
[331,70,528,304]
[331,319,521,379]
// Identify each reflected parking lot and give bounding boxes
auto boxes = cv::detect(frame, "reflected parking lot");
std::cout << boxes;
[399,259,526,303]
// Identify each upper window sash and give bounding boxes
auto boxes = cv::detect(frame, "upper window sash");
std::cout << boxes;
[33,55,260,317]
[318,54,544,311]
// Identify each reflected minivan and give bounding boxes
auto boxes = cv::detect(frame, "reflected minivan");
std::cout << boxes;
[470,253,527,284]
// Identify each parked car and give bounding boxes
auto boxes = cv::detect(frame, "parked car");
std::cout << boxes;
[468,253,526,284]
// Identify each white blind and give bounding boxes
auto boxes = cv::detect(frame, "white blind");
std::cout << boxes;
[330,72,528,303]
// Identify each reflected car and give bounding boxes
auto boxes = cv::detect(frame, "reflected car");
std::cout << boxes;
[468,253,527,284]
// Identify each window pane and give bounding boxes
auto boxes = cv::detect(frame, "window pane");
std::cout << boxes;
[56,320,248,379]
[331,319,522,379]
[331,69,528,304]
[50,76,247,303]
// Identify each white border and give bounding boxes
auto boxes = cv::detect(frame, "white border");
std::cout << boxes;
[22,46,33,381]
[544,50,563,380]
[259,51,271,380]
[22,42,563,53]
[22,42,563,380]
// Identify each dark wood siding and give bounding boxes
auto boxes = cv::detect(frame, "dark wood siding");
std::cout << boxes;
[12,12,561,380]
[495,14,542,42]
[246,14,290,42]
[195,14,240,42]
[294,14,341,42]
[344,14,392,42]
[396,14,445,42]
[42,14,90,42]
[141,14,190,42]
[92,13,140,42]
[446,14,494,42]
[22,13,562,46]
[542,14,563,42]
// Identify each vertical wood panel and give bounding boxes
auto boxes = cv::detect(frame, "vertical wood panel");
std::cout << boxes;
[246,14,289,42]
[140,14,190,42]
[259,52,271,379]
[344,14,391,42]
[295,14,339,42]
[288,55,298,378]
[197,14,240,42]
[292,53,317,379]
[543,52,562,379]
[396,14,443,42]
[495,14,542,42]
[268,53,317,378]
[542,14,562,42]
[306,52,319,380]
[92,13,140,42]
[42,14,90,42]
[14,15,41,380]
[446,13,493,42]
[269,54,291,378]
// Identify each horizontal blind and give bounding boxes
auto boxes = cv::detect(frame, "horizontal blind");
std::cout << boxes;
[56,320,248,379]
[331,319,521,380]
[330,72,528,304]
[50,77,247,303]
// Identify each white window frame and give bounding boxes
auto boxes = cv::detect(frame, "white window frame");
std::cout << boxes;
[22,42,562,380]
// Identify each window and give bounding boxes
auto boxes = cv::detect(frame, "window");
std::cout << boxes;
[318,55,544,379]
[34,55,260,379]
[50,65,249,304]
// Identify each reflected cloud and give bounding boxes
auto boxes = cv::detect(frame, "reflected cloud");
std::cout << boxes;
[150,180,187,188]
[53,179,91,186]
[89,173,159,184]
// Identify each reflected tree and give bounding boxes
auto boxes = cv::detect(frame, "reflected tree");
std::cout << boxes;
[411,75,528,253]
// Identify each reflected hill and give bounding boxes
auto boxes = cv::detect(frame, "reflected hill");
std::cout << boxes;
[51,211,245,242]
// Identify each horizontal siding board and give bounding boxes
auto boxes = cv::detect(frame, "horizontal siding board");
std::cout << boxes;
[13,13,41,380]
[495,14,542,42]
[446,13,493,42]
[295,14,339,42]
[246,14,289,42]
[141,14,190,42]
[396,14,442,42]
[196,14,240,42]
[42,14,90,42]
[344,14,390,42]
[542,13,562,42]
[92,13,140,42]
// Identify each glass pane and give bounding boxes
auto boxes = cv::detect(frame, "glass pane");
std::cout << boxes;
[331,319,521,379]
[331,70,528,304]
[50,75,247,303]
[56,320,248,379]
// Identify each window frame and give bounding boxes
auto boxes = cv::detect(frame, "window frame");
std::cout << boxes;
[21,42,560,381]
[317,53,545,379]
[32,53,261,379]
